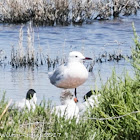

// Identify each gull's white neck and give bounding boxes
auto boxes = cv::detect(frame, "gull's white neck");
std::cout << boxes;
[65,99,76,105]
[68,58,84,64]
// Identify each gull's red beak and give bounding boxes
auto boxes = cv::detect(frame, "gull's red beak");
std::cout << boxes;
[84,57,92,60]
[74,97,78,103]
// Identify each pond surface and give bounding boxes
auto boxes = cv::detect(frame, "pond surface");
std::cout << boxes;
[0,14,140,105]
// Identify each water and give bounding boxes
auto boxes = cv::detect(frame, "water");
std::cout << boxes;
[0,15,140,105]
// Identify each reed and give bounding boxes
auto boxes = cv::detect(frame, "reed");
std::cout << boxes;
[0,50,6,64]
[0,0,139,25]
[10,23,36,67]
[10,23,65,68]
[27,22,35,65]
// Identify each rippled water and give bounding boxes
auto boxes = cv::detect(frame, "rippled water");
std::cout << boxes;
[0,14,140,105]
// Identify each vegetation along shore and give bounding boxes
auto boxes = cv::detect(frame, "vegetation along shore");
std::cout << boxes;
[0,0,139,25]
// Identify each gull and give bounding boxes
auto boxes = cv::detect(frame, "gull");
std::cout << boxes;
[77,90,101,116]
[48,51,92,97]
[52,91,79,121]
[13,89,37,112]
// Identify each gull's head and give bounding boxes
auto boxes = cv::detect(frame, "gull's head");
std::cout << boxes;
[26,89,37,104]
[60,91,76,105]
[68,51,92,63]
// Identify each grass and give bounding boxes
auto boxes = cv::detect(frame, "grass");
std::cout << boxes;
[0,25,140,139]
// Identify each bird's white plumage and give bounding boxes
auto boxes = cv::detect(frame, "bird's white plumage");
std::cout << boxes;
[52,91,79,121]
[48,51,89,89]
[52,91,100,122]
[77,94,100,116]
[14,93,37,112]
[52,99,79,119]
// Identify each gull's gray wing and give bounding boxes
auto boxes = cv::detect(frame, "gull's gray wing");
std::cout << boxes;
[48,65,65,85]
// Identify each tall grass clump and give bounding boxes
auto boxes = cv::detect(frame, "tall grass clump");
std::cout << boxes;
[10,23,46,68]
[10,24,66,69]
[132,23,140,80]
[10,23,35,67]
[87,71,140,139]
[85,25,140,139]
[0,0,139,25]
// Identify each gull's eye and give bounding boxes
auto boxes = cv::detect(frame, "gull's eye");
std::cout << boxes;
[75,56,78,58]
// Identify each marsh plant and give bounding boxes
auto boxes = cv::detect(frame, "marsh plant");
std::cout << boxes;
[11,23,35,67]
[0,25,140,139]
[0,0,139,25]
[10,22,45,68]
[0,50,7,64]
[132,23,140,80]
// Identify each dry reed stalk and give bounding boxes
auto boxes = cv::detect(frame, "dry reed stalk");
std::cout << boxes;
[18,25,24,62]
[0,0,139,24]
[0,99,12,121]
[27,22,35,63]
[10,23,37,67]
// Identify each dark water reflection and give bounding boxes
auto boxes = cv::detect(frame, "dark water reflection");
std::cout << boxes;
[0,15,139,105]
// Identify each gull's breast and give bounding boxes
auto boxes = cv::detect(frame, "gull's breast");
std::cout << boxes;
[56,63,88,89]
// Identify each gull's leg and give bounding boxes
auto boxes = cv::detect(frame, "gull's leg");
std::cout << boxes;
[74,88,77,97]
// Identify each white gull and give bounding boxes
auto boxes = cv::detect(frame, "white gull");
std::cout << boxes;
[48,51,92,97]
